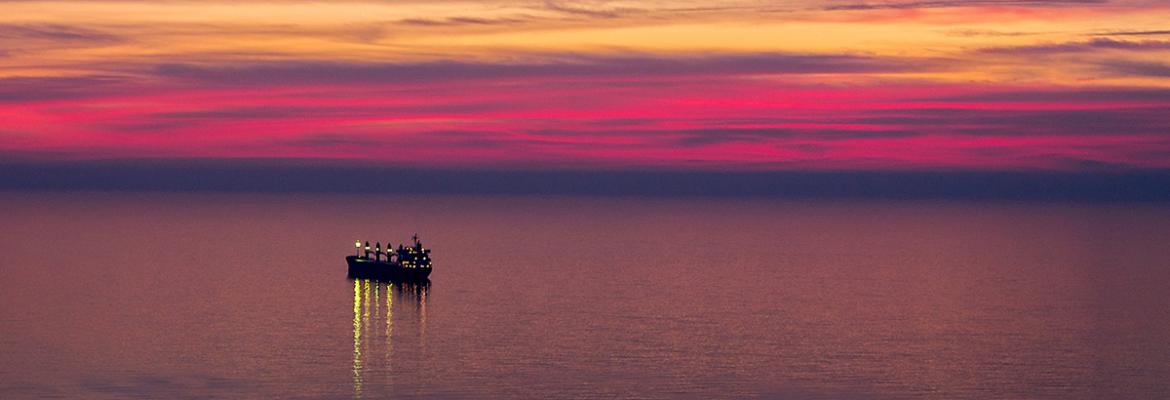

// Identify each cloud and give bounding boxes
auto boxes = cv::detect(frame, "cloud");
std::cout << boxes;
[1091,30,1170,36]
[0,75,130,102]
[541,0,626,18]
[272,129,516,150]
[270,133,387,148]
[4,159,1169,199]
[125,102,510,123]
[525,127,920,147]
[96,102,516,135]
[978,38,1170,54]
[396,16,530,26]
[151,103,508,121]
[963,108,1170,136]
[1098,60,1170,77]
[153,52,941,87]
[842,106,1170,137]
[943,28,1042,37]
[0,23,122,43]
[927,87,1170,103]
[669,128,920,147]
[823,0,1107,11]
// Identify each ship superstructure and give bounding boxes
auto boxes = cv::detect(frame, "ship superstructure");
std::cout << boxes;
[346,234,432,281]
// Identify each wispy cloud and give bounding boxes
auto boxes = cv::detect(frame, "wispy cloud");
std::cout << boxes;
[153,52,942,88]
[927,87,1170,103]
[541,0,628,19]
[942,28,1043,37]
[397,16,529,26]
[1098,60,1170,77]
[823,0,1107,11]
[1090,29,1170,36]
[978,38,1170,54]
[0,23,121,42]
[0,75,130,102]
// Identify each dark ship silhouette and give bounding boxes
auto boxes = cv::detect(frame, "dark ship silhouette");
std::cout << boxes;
[346,234,432,282]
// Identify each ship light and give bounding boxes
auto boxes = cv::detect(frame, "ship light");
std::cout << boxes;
[355,241,360,248]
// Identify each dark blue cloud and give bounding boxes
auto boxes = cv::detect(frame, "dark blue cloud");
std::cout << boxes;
[823,0,1106,11]
[928,88,1170,103]
[1091,30,1170,36]
[851,107,1170,136]
[2,159,1168,201]
[0,75,130,102]
[397,16,527,26]
[0,23,121,42]
[154,52,942,87]
[1099,60,1170,77]
[978,38,1170,54]
[151,103,510,121]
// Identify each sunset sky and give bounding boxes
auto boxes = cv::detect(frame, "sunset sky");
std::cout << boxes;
[3,0,1170,171]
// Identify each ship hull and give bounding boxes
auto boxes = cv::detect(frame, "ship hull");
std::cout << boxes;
[346,256,432,282]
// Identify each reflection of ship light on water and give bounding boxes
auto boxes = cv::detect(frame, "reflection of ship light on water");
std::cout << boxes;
[385,283,393,367]
[352,279,362,397]
[351,278,429,398]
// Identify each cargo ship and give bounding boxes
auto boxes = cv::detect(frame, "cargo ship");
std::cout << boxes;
[346,234,432,281]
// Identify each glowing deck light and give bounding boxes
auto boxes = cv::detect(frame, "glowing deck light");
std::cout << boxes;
[355,241,361,248]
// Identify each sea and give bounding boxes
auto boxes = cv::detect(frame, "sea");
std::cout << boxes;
[1,191,1168,399]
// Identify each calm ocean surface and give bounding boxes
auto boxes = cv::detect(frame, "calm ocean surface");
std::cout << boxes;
[1,192,1169,399]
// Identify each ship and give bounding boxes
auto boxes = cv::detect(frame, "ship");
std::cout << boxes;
[346,234,432,282]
